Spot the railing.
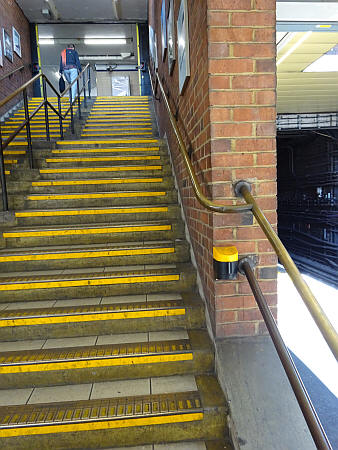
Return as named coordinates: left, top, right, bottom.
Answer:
left=277, top=113, right=338, bottom=130
left=150, top=69, right=337, bottom=450
left=0, top=64, right=91, bottom=211
left=0, top=65, right=25, bottom=84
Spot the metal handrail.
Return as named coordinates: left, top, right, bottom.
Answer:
left=0, top=63, right=91, bottom=211
left=0, top=65, right=25, bottom=83
left=150, top=71, right=252, bottom=213
left=239, top=258, right=332, bottom=450
left=150, top=69, right=338, bottom=362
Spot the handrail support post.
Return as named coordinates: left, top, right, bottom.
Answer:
left=77, top=79, right=82, bottom=120
left=0, top=125, right=9, bottom=211
left=23, top=88, right=33, bottom=169
left=42, top=77, right=50, bottom=142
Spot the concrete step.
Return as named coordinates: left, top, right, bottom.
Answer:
left=0, top=375, right=227, bottom=449
left=38, top=165, right=171, bottom=180
left=24, top=189, right=177, bottom=209
left=37, top=155, right=169, bottom=168
left=0, top=240, right=190, bottom=272
left=14, top=204, right=181, bottom=226
left=0, top=292, right=204, bottom=340
left=0, top=330, right=213, bottom=389
left=55, top=138, right=163, bottom=148
left=30, top=176, right=174, bottom=193
left=0, top=263, right=196, bottom=302
left=1, top=220, right=184, bottom=248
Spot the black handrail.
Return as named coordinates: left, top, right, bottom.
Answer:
left=238, top=258, right=332, bottom=450
left=0, top=64, right=91, bottom=211
left=0, top=65, right=25, bottom=83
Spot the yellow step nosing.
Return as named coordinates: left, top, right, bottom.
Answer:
left=51, top=147, right=160, bottom=154
left=15, top=206, right=168, bottom=217
left=0, top=412, right=202, bottom=437
left=45, top=156, right=160, bottom=162
left=0, top=307, right=185, bottom=327
left=81, top=133, right=153, bottom=137
left=0, top=247, right=175, bottom=262
left=0, top=273, right=179, bottom=291
left=27, top=191, right=167, bottom=201
left=57, top=139, right=158, bottom=145
left=0, top=352, right=192, bottom=373
left=39, top=165, right=162, bottom=173
left=3, top=224, right=171, bottom=238
left=32, top=178, right=163, bottom=186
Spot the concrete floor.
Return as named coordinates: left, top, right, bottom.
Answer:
left=278, top=269, right=338, bottom=449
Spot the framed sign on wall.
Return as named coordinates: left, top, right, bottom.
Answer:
left=0, top=40, right=3, bottom=67
left=12, top=27, right=21, bottom=58
left=161, top=0, right=167, bottom=61
left=177, top=0, right=190, bottom=94
left=2, top=29, right=13, bottom=62
left=167, top=0, right=176, bottom=74
left=149, top=25, right=158, bottom=70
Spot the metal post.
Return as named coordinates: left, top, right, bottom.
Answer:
left=82, top=70, right=87, bottom=109
left=0, top=125, right=9, bottom=211
left=69, top=88, right=75, bottom=135
left=77, top=79, right=82, bottom=119
left=23, top=89, right=34, bottom=169
left=42, top=77, right=50, bottom=142
left=57, top=96, right=64, bottom=140
left=239, top=259, right=332, bottom=450
left=88, top=66, right=91, bottom=99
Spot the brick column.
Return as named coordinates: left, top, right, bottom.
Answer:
left=149, top=0, right=277, bottom=339
left=208, top=0, right=278, bottom=337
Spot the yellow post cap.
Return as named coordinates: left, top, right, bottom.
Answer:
left=213, top=246, right=238, bottom=263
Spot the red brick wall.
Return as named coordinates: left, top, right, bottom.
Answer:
left=0, top=0, right=32, bottom=115
left=149, top=0, right=277, bottom=338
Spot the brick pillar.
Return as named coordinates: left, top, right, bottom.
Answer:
left=207, top=0, right=278, bottom=337
left=148, top=0, right=277, bottom=338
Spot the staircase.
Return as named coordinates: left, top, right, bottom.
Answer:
left=0, top=96, right=232, bottom=449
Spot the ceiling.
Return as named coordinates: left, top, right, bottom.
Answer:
left=16, top=0, right=148, bottom=23
left=277, top=32, right=338, bottom=113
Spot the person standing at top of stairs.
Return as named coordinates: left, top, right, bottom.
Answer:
left=59, top=44, right=82, bottom=102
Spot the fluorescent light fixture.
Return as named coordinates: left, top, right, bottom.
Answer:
left=84, top=38, right=126, bottom=45
left=39, top=38, right=55, bottom=45
left=277, top=31, right=312, bottom=66
left=304, top=44, right=338, bottom=72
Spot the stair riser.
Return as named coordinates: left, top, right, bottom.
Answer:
left=0, top=245, right=190, bottom=272
left=2, top=223, right=185, bottom=249
left=15, top=205, right=181, bottom=226
left=24, top=192, right=177, bottom=209
left=0, top=272, right=196, bottom=303
left=0, top=409, right=226, bottom=450
left=39, top=167, right=172, bottom=180
left=0, top=306, right=204, bottom=341
left=55, top=140, right=164, bottom=149
left=30, top=179, right=174, bottom=193
left=0, top=350, right=213, bottom=389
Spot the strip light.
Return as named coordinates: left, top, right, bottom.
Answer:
left=277, top=31, right=312, bottom=66
left=39, top=38, right=54, bottom=45
left=84, top=38, right=126, bottom=45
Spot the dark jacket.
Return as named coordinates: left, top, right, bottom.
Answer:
left=59, top=48, right=81, bottom=73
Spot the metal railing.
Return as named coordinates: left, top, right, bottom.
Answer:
left=239, top=258, right=332, bottom=450
left=0, top=65, right=25, bottom=84
left=277, top=113, right=338, bottom=130
left=150, top=69, right=337, bottom=450
left=0, top=64, right=91, bottom=211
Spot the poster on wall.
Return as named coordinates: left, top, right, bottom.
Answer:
left=0, top=40, right=3, bottom=67
left=167, top=0, right=176, bottom=74
left=161, top=0, right=167, bottom=61
left=12, top=27, right=21, bottom=58
left=148, top=25, right=158, bottom=70
left=177, top=0, right=190, bottom=94
left=2, top=29, right=13, bottom=62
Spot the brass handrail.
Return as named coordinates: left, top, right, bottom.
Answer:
left=151, top=71, right=252, bottom=213
left=151, top=69, right=338, bottom=362
left=0, top=65, right=25, bottom=84
left=236, top=183, right=338, bottom=361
